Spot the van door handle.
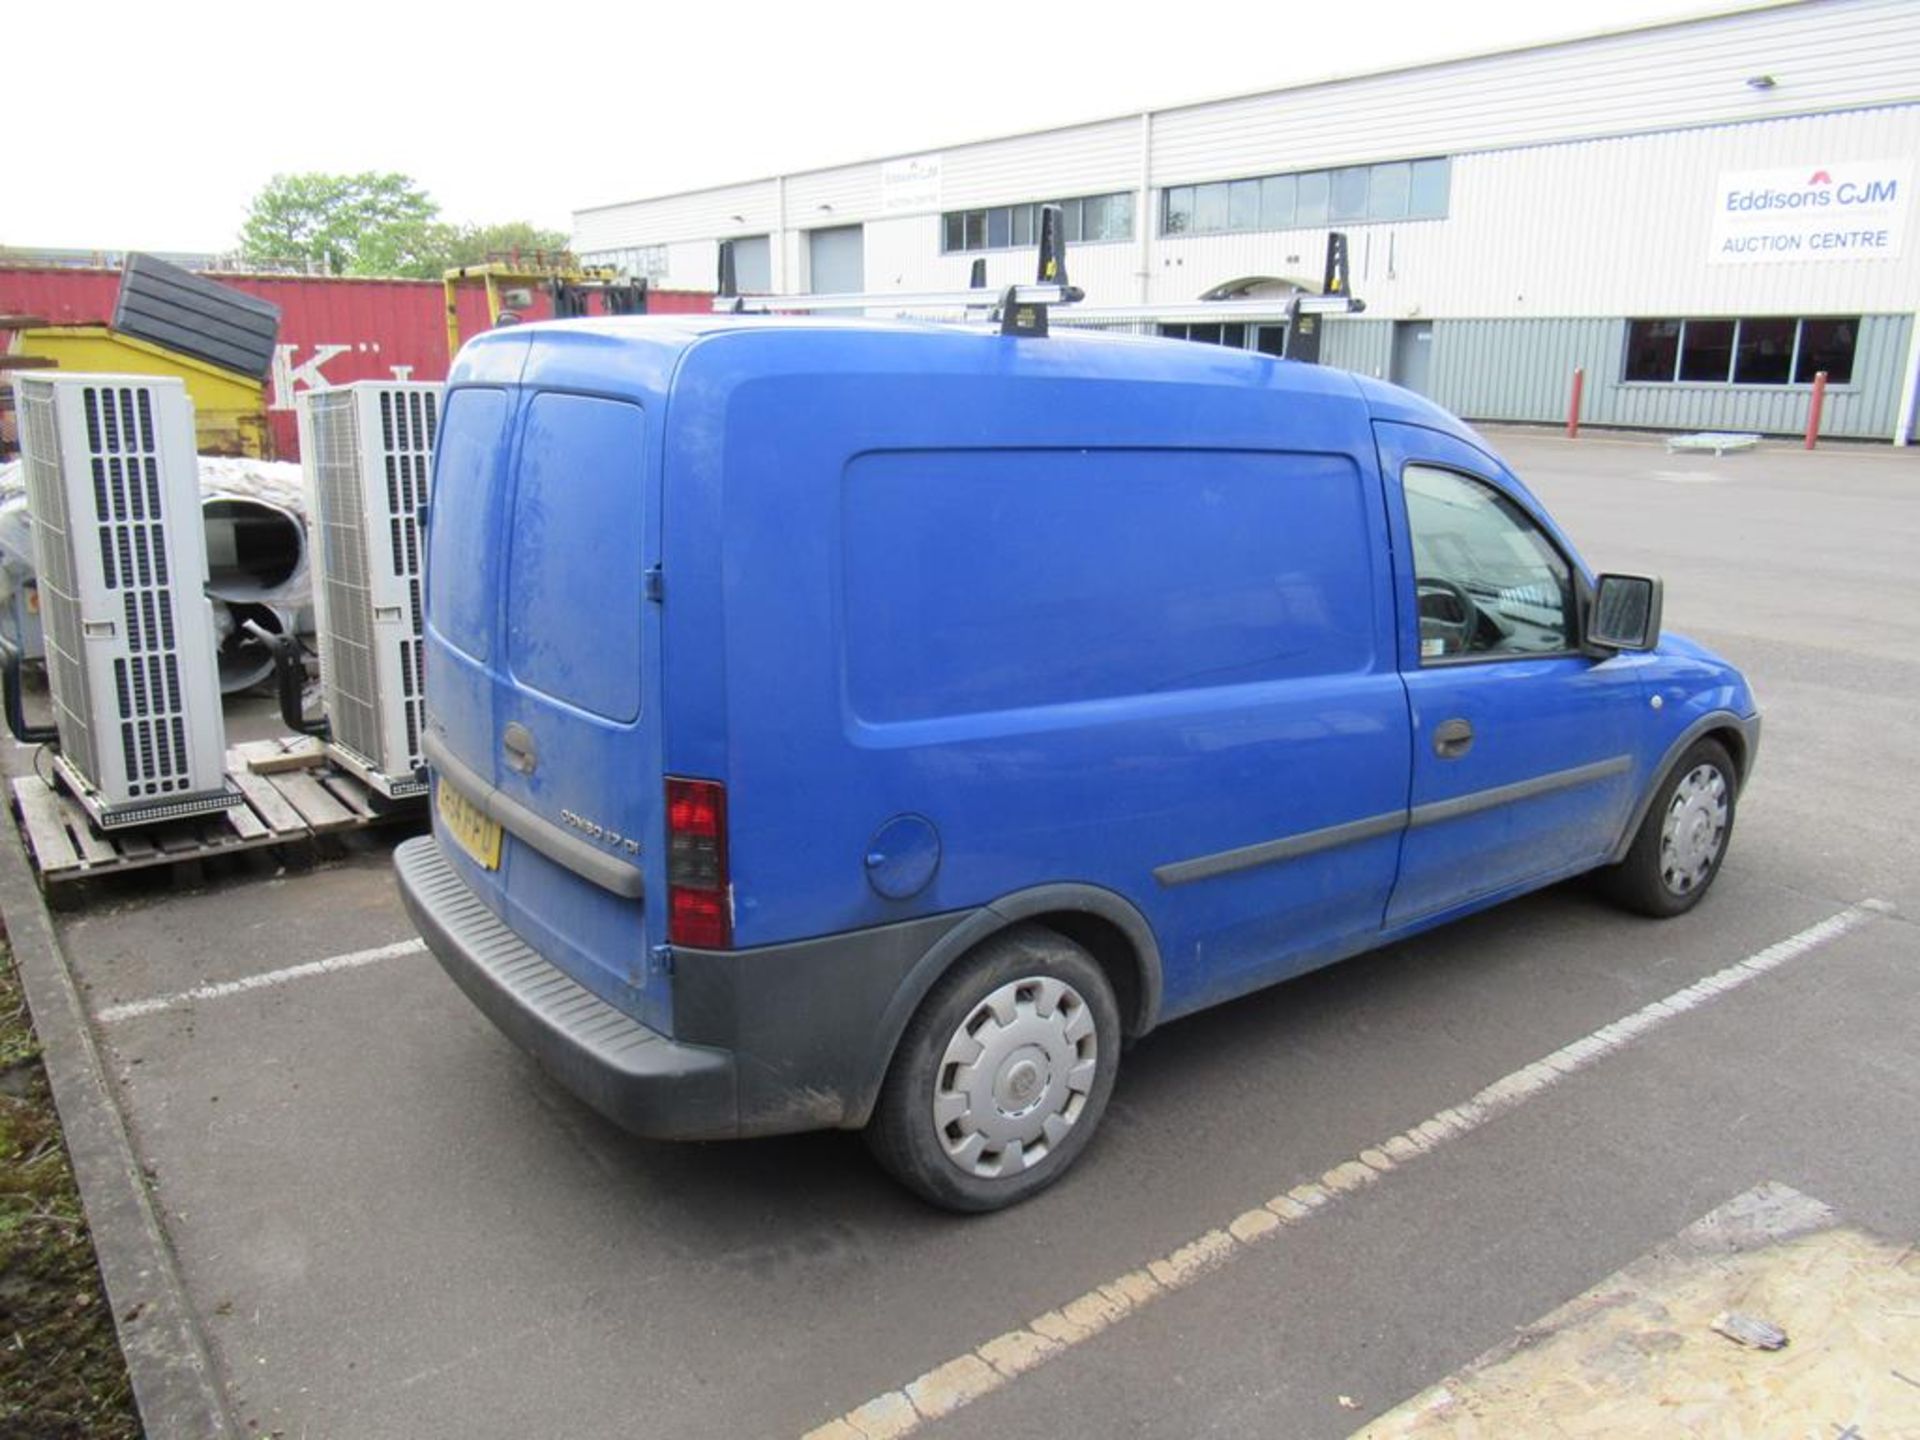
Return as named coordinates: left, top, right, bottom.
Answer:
left=1433, top=718, right=1474, bottom=759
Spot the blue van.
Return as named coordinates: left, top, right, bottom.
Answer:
left=395, top=315, right=1758, bottom=1211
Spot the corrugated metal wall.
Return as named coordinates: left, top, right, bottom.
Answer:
left=1424, top=318, right=1621, bottom=423
left=1134, top=104, right=1920, bottom=317
left=582, top=0, right=1920, bottom=245
left=1321, top=320, right=1393, bottom=380
left=1326, top=313, right=1913, bottom=438
left=1426, top=106, right=1920, bottom=317
left=1146, top=0, right=1920, bottom=182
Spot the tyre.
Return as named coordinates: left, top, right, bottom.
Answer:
left=866, top=924, right=1121, bottom=1213
left=1597, top=738, right=1738, bottom=918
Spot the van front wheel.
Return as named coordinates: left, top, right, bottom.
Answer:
left=866, top=925, right=1120, bottom=1212
left=1597, top=738, right=1737, bottom=918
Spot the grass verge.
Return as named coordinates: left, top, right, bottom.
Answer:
left=1, top=936, right=140, bottom=1439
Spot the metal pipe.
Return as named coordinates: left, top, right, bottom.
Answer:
left=1804, top=370, right=1828, bottom=450
left=1567, top=367, right=1585, bottom=439
left=1895, top=310, right=1920, bottom=446
left=1137, top=111, right=1154, bottom=306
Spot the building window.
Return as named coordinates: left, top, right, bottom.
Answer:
left=1623, top=317, right=1859, bottom=385
left=1162, top=156, right=1448, bottom=236
left=1156, top=321, right=1288, bottom=354
left=1796, top=318, right=1859, bottom=383
left=940, top=192, right=1134, bottom=253
left=1678, top=319, right=1736, bottom=382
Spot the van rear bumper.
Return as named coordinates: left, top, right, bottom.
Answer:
left=395, top=835, right=738, bottom=1141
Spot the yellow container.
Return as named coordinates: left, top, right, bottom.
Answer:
left=12, top=326, right=269, bottom=457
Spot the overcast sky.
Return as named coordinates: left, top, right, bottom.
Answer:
left=8, top=0, right=1745, bottom=254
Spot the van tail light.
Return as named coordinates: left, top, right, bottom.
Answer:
left=666, top=777, right=731, bottom=949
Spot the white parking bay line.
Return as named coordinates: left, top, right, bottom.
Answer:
left=96, top=939, right=428, bottom=1023
left=802, top=900, right=1893, bottom=1440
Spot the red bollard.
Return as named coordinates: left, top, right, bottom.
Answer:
left=1566, top=366, right=1585, bottom=439
left=1804, top=370, right=1828, bottom=450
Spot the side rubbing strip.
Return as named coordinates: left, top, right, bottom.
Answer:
left=1155, top=810, right=1405, bottom=887
left=1154, top=755, right=1636, bottom=889
left=423, top=732, right=645, bottom=899
left=1408, top=754, right=1634, bottom=829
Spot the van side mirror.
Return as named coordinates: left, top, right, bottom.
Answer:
left=1588, top=574, right=1664, bottom=652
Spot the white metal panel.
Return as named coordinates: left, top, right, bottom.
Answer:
left=786, top=161, right=886, bottom=223
left=1122, top=107, right=1920, bottom=319
left=576, top=0, right=1919, bottom=252
left=573, top=177, right=781, bottom=250
left=301, top=381, right=439, bottom=796
left=636, top=106, right=1919, bottom=324
left=13, top=374, right=229, bottom=821
left=1150, top=0, right=1920, bottom=182
left=661, top=239, right=721, bottom=292
left=1427, top=106, right=1920, bottom=316
left=933, top=117, right=1141, bottom=210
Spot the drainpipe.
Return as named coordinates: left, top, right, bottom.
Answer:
left=1137, top=111, right=1154, bottom=305
left=1896, top=309, right=1920, bottom=446
left=773, top=175, right=789, bottom=292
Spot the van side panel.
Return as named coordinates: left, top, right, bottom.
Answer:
left=665, top=331, right=1409, bottom=1023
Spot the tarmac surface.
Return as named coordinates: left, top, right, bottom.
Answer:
left=16, top=427, right=1919, bottom=1439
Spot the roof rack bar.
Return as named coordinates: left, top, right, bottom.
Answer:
left=712, top=283, right=1079, bottom=314
left=1045, top=294, right=1364, bottom=323
left=708, top=290, right=1361, bottom=323
left=707, top=225, right=1361, bottom=352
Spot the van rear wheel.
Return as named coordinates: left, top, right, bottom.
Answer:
left=866, top=925, right=1120, bottom=1213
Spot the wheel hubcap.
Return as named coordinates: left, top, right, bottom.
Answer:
left=935, top=976, right=1098, bottom=1178
left=1660, top=763, right=1729, bottom=895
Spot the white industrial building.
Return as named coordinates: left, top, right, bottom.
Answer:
left=574, top=0, right=1920, bottom=441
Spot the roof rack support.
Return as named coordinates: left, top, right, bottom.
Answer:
left=706, top=224, right=1355, bottom=349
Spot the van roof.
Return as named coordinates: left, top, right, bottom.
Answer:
left=451, top=314, right=1486, bottom=450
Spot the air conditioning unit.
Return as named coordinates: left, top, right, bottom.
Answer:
left=298, top=381, right=438, bottom=799
left=11, top=374, right=237, bottom=827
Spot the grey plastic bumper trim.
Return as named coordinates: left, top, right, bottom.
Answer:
left=423, top=731, right=644, bottom=899
left=396, top=834, right=734, bottom=1139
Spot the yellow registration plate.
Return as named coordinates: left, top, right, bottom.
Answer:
left=437, top=778, right=503, bottom=870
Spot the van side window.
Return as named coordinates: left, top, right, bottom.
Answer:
left=1403, top=465, right=1574, bottom=662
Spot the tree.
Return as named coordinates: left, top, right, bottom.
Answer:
left=237, top=173, right=572, bottom=278
left=439, top=221, right=572, bottom=268
left=239, top=172, right=442, bottom=276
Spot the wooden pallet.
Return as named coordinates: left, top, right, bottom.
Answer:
left=10, top=738, right=421, bottom=891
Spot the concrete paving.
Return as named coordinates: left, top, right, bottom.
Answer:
left=17, top=428, right=1919, bottom=1439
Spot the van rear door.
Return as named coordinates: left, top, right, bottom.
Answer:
left=424, top=377, right=668, bottom=1032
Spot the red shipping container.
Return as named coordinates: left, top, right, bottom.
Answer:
left=0, top=266, right=711, bottom=458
